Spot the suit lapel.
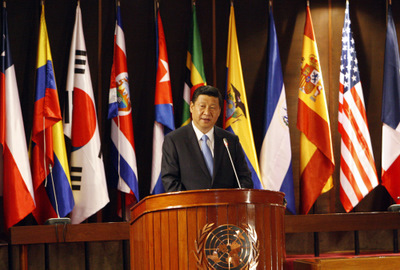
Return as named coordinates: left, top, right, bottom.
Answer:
left=213, top=128, right=225, bottom=185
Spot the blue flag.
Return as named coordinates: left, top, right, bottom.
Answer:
left=260, top=9, right=296, bottom=214
left=381, top=3, right=400, bottom=204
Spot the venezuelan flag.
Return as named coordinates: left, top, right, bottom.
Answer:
left=31, top=4, right=74, bottom=224
left=224, top=3, right=262, bottom=189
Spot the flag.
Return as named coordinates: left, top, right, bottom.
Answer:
left=297, top=4, right=334, bottom=214
left=382, top=3, right=400, bottom=204
left=260, top=9, right=296, bottom=214
left=108, top=2, right=139, bottom=215
left=0, top=4, right=35, bottom=229
left=339, top=1, right=378, bottom=212
left=31, top=4, right=74, bottom=224
left=224, top=3, right=262, bottom=189
left=63, top=4, right=109, bottom=224
left=181, top=2, right=206, bottom=127
left=150, top=10, right=175, bottom=195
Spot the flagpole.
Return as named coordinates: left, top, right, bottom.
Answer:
left=212, top=0, right=216, bottom=85
left=114, top=0, right=126, bottom=223
left=42, top=87, right=61, bottom=220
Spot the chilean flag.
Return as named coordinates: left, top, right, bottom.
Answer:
left=150, top=10, right=175, bottom=195
left=0, top=4, right=35, bottom=229
left=108, top=3, right=139, bottom=215
left=63, top=3, right=109, bottom=224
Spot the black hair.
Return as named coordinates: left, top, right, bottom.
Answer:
left=191, top=85, right=223, bottom=108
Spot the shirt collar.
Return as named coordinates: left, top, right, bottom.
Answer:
left=192, top=122, right=215, bottom=143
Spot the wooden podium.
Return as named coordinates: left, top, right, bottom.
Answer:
left=130, top=189, right=286, bottom=269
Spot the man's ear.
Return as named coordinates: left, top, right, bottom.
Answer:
left=189, top=101, right=194, bottom=113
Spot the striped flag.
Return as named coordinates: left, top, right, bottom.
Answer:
left=181, top=2, right=206, bottom=127
left=339, top=1, right=378, bottom=212
left=0, top=4, right=35, bottom=228
left=260, top=8, right=296, bottom=214
left=150, top=9, right=175, bottom=195
left=382, top=3, right=400, bottom=204
left=297, top=4, right=334, bottom=214
left=224, top=3, right=262, bottom=189
left=63, top=3, right=109, bottom=224
left=31, top=4, right=74, bottom=224
left=108, top=2, right=139, bottom=216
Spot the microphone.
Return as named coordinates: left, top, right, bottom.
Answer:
left=223, top=138, right=242, bottom=188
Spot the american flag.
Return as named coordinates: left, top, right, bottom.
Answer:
left=338, top=0, right=378, bottom=212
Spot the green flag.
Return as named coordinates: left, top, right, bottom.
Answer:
left=181, top=3, right=206, bottom=126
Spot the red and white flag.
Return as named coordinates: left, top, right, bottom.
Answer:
left=0, top=4, right=35, bottom=228
left=108, top=2, right=139, bottom=217
left=339, top=1, right=378, bottom=212
left=63, top=3, right=109, bottom=224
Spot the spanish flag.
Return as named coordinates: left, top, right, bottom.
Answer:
left=224, top=3, right=262, bottom=189
left=297, top=4, right=334, bottom=214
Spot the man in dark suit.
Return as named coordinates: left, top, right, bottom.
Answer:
left=161, top=85, right=253, bottom=192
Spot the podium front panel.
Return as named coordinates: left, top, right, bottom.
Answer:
left=130, top=189, right=285, bottom=269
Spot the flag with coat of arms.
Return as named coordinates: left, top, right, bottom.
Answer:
left=108, top=1, right=139, bottom=217
left=297, top=3, right=335, bottom=214
left=224, top=2, right=262, bottom=189
left=31, top=3, right=74, bottom=224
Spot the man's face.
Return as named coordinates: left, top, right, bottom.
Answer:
left=190, top=94, right=221, bottom=134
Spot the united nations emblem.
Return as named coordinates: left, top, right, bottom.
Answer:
left=194, top=224, right=259, bottom=270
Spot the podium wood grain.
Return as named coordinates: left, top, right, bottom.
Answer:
left=130, top=189, right=286, bottom=269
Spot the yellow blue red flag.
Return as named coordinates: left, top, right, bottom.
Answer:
left=31, top=4, right=74, bottom=224
left=223, top=3, right=262, bottom=189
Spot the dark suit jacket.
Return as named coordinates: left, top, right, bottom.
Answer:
left=161, top=123, right=253, bottom=192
